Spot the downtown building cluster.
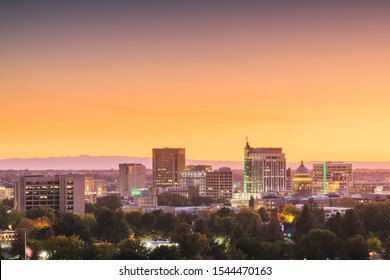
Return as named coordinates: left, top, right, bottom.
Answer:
left=117, top=142, right=357, bottom=209
left=11, top=141, right=387, bottom=215
left=119, top=148, right=233, bottom=207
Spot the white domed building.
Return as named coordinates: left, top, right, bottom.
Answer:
left=292, top=161, right=313, bottom=196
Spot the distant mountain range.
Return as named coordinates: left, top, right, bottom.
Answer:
left=0, top=155, right=390, bottom=170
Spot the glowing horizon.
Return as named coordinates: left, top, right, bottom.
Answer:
left=1, top=1, right=390, bottom=162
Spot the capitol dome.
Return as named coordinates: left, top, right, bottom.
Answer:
left=292, top=161, right=313, bottom=195
left=295, top=161, right=309, bottom=176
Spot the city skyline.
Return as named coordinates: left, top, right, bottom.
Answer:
left=2, top=1, right=390, bottom=162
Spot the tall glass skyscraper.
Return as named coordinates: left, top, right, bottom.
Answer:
left=244, top=141, right=286, bottom=197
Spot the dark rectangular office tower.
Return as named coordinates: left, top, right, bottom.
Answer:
left=14, top=174, right=85, bottom=215
left=153, top=148, right=185, bottom=189
left=205, top=167, right=233, bottom=199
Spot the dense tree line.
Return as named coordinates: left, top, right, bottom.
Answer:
left=1, top=196, right=390, bottom=260
left=157, top=192, right=231, bottom=207
left=293, top=199, right=390, bottom=259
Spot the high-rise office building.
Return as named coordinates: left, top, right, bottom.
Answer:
left=153, top=148, right=185, bottom=189
left=119, top=163, right=147, bottom=196
left=182, top=165, right=211, bottom=196
left=244, top=141, right=286, bottom=196
left=14, top=174, right=85, bottom=215
left=313, top=162, right=353, bottom=196
left=205, top=167, right=233, bottom=199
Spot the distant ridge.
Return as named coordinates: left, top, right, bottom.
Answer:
left=0, top=155, right=390, bottom=170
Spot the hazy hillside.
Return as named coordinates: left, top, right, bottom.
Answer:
left=1, top=155, right=390, bottom=170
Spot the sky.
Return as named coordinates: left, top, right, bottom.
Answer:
left=1, top=0, right=390, bottom=162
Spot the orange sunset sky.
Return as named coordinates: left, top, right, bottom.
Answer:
left=1, top=1, right=390, bottom=162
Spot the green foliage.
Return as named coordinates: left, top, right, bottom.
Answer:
left=0, top=203, right=8, bottom=218
left=208, top=238, right=231, bottom=260
left=193, top=219, right=208, bottom=235
left=236, top=208, right=261, bottom=230
left=44, top=235, right=85, bottom=260
left=173, top=222, right=192, bottom=242
left=0, top=215, right=7, bottom=230
left=96, top=195, right=122, bottom=211
left=283, top=204, right=301, bottom=216
left=214, top=216, right=236, bottom=236
left=10, top=230, right=28, bottom=259
left=265, top=218, right=283, bottom=243
left=25, top=207, right=55, bottom=222
left=325, top=212, right=343, bottom=238
left=295, top=206, right=315, bottom=237
left=154, top=212, right=177, bottom=235
left=114, top=249, right=146, bottom=260
left=92, top=242, right=116, bottom=260
left=158, top=192, right=189, bottom=207
left=367, top=236, right=382, bottom=253
left=345, top=235, right=368, bottom=260
left=85, top=203, right=98, bottom=215
left=258, top=241, right=284, bottom=259
left=138, top=212, right=157, bottom=232
left=357, top=202, right=390, bottom=232
left=82, top=213, right=97, bottom=232
left=114, top=238, right=149, bottom=259
left=53, top=212, right=93, bottom=243
left=53, top=213, right=82, bottom=235
left=307, top=199, right=325, bottom=226
left=216, top=207, right=234, bottom=218
left=300, top=229, right=345, bottom=259
left=16, top=218, right=35, bottom=231
left=96, top=209, right=130, bottom=243
left=180, top=232, right=210, bottom=259
left=177, top=211, right=196, bottom=224
left=26, top=239, right=44, bottom=260
left=157, top=193, right=229, bottom=207
left=31, top=226, right=54, bottom=240
left=10, top=218, right=48, bottom=259
left=235, top=238, right=283, bottom=259
left=257, top=207, right=270, bottom=222
left=172, top=222, right=210, bottom=258
left=231, top=223, right=245, bottom=242
left=249, top=196, right=255, bottom=208
left=383, top=235, right=390, bottom=260
left=6, top=193, right=390, bottom=260
left=1, top=198, right=13, bottom=210
left=125, top=211, right=142, bottom=228
left=342, top=209, right=364, bottom=239
left=294, top=201, right=326, bottom=240
left=6, top=210, right=24, bottom=229
left=149, top=245, right=180, bottom=260
left=190, top=196, right=214, bottom=206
